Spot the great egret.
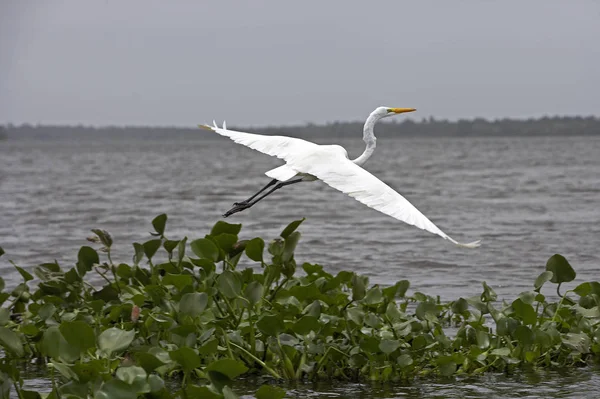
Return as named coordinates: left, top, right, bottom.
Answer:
left=200, top=106, right=481, bottom=248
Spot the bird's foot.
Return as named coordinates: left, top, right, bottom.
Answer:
left=223, top=202, right=252, bottom=218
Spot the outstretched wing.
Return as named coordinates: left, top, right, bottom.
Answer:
left=200, top=121, right=319, bottom=165
left=287, top=146, right=481, bottom=248
left=201, top=122, right=480, bottom=248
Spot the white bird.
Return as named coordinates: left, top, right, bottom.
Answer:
left=200, top=106, right=481, bottom=248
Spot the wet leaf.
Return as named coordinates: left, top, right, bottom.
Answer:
left=245, top=237, right=265, bottom=262
left=190, top=238, right=219, bottom=261
left=534, top=271, right=553, bottom=291
left=256, top=384, right=286, bottom=399
left=379, top=339, right=400, bottom=354
left=179, top=292, right=208, bottom=317
left=244, top=281, right=264, bottom=306
left=218, top=270, right=241, bottom=298
left=151, top=214, right=167, bottom=236
left=98, top=327, right=135, bottom=356
left=546, top=254, right=576, bottom=284
left=206, top=358, right=249, bottom=379
left=60, top=320, right=96, bottom=352
left=280, top=218, right=305, bottom=239
left=257, top=314, right=284, bottom=336
left=143, top=239, right=162, bottom=260
left=134, top=352, right=166, bottom=373
left=0, top=326, right=24, bottom=357
left=169, top=347, right=201, bottom=373
left=211, top=220, right=242, bottom=236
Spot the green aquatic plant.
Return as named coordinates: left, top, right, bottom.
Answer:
left=0, top=216, right=599, bottom=398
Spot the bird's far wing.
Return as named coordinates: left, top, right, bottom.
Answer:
left=294, top=152, right=481, bottom=248
left=199, top=121, right=319, bottom=164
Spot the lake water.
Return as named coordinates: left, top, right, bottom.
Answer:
left=1, top=133, right=600, bottom=397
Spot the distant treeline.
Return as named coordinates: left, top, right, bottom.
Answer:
left=2, top=116, right=599, bottom=139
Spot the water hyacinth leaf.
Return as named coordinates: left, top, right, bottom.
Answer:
left=257, top=314, right=284, bottom=336
left=352, top=274, right=367, bottom=301
left=218, top=270, right=241, bottom=298
left=185, top=385, right=222, bottom=399
left=244, top=281, right=264, bottom=306
left=491, top=347, right=511, bottom=356
left=397, top=354, right=413, bottom=368
left=563, top=333, right=591, bottom=353
left=177, top=237, right=187, bottom=264
left=0, top=326, right=24, bottom=357
left=179, top=292, right=208, bottom=317
left=211, top=220, right=242, bottom=236
left=147, top=374, right=165, bottom=393
left=211, top=233, right=238, bottom=255
left=280, top=218, right=305, bottom=239
left=292, top=315, right=320, bottom=335
left=245, top=237, right=265, bottom=262
left=546, top=254, right=576, bottom=284
left=132, top=243, right=145, bottom=265
left=512, top=298, right=537, bottom=325
left=163, top=239, right=179, bottom=254
left=256, top=385, right=286, bottom=399
left=476, top=330, right=490, bottom=349
left=282, top=231, right=301, bottom=263
left=41, top=326, right=79, bottom=363
left=98, top=327, right=135, bottom=356
left=76, top=246, right=99, bottom=277
left=143, top=239, right=162, bottom=260
left=91, top=228, right=113, bottom=248
left=534, top=271, right=554, bottom=291
left=162, top=273, right=193, bottom=291
left=379, top=339, right=401, bottom=354
left=60, top=321, right=96, bottom=352
left=206, top=358, right=249, bottom=379
left=0, top=276, right=4, bottom=292
left=451, top=298, right=469, bottom=314
left=0, top=246, right=4, bottom=257
left=190, top=238, right=219, bottom=261
left=14, top=265, right=34, bottom=282
left=95, top=379, right=140, bottom=399
left=481, top=281, right=497, bottom=302
left=0, top=308, right=9, bottom=326
left=134, top=352, right=166, bottom=373
left=514, top=325, right=535, bottom=345
left=151, top=214, right=167, bottom=236
left=169, top=347, right=201, bottom=373
left=116, top=365, right=147, bottom=386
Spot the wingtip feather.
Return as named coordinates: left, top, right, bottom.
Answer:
left=198, top=123, right=213, bottom=131
left=455, top=239, right=482, bottom=249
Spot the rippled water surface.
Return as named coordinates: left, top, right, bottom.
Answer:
left=1, top=134, right=600, bottom=397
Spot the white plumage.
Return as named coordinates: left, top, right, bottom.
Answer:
left=200, top=106, right=481, bottom=248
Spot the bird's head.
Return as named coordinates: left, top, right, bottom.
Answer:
left=373, top=106, right=416, bottom=119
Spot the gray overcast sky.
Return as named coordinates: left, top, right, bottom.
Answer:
left=1, top=0, right=599, bottom=126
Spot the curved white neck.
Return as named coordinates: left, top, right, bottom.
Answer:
left=352, top=110, right=382, bottom=166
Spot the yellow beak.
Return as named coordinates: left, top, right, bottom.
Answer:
left=387, top=108, right=416, bottom=114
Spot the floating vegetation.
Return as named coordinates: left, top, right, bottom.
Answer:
left=0, top=215, right=599, bottom=398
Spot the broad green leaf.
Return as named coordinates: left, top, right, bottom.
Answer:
left=292, top=315, right=320, bottom=335
left=190, top=238, right=219, bottom=261
left=244, top=281, right=264, bottom=306
left=397, top=354, right=413, bottom=367
left=76, top=246, right=99, bottom=277
left=134, top=352, right=166, bottom=373
left=143, top=239, right=162, bottom=260
left=379, top=339, right=400, bottom=354
left=169, top=347, right=201, bottom=373
left=211, top=220, right=242, bottom=236
left=206, top=359, right=248, bottom=379
left=162, top=273, right=193, bottom=291
left=116, top=365, right=147, bottom=386
left=256, top=385, right=286, bottom=399
left=512, top=298, right=537, bottom=326
left=218, top=270, right=241, bottom=298
left=0, top=246, right=4, bottom=257
left=491, top=347, right=511, bottom=356
left=257, top=314, right=284, bottom=336
left=514, top=325, right=534, bottom=345
left=95, top=379, right=139, bottom=399
left=534, top=271, right=553, bottom=291
left=451, top=298, right=469, bottom=314
left=280, top=218, right=305, bottom=239
left=179, top=292, right=208, bottom=317
left=282, top=231, right=301, bottom=262
left=0, top=326, right=24, bottom=357
left=14, top=265, right=33, bottom=282
left=351, top=274, right=367, bottom=301
left=245, top=238, right=265, bottom=262
left=41, top=326, right=79, bottom=363
left=132, top=243, right=145, bottom=265
left=98, top=327, right=135, bottom=356
left=151, top=214, right=167, bottom=236
left=546, top=254, right=576, bottom=284
left=60, top=320, right=96, bottom=352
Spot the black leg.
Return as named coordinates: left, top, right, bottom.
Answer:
left=233, top=179, right=277, bottom=206
left=223, top=178, right=303, bottom=217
